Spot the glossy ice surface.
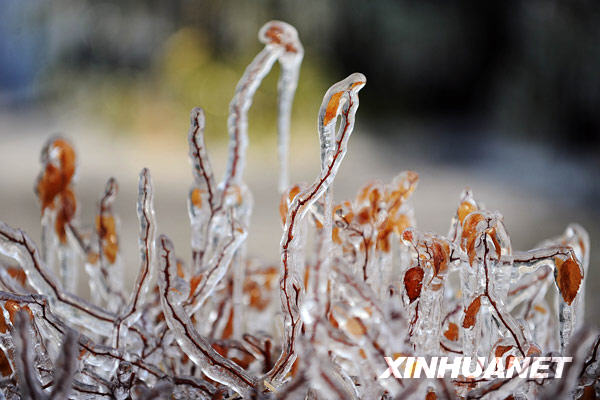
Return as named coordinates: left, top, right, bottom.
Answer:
left=0, top=21, right=598, bottom=400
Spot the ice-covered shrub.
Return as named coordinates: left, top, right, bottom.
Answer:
left=0, top=21, right=597, bottom=399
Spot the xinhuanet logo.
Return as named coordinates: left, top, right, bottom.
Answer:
left=378, top=356, right=572, bottom=380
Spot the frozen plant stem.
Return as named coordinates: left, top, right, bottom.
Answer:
left=0, top=20, right=596, bottom=400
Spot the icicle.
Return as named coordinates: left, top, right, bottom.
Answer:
left=0, top=20, right=596, bottom=399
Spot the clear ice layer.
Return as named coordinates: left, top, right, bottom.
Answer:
left=0, top=20, right=597, bottom=400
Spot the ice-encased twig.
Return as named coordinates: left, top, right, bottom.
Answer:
left=36, top=137, right=79, bottom=294
left=3, top=290, right=214, bottom=396
left=49, top=327, right=78, bottom=399
left=512, top=244, right=584, bottom=352
left=457, top=211, right=530, bottom=357
left=0, top=222, right=116, bottom=337
left=267, top=73, right=366, bottom=386
left=448, top=189, right=479, bottom=243
left=85, top=178, right=125, bottom=310
left=116, top=169, right=157, bottom=350
left=156, top=235, right=257, bottom=397
left=536, top=223, right=589, bottom=337
left=301, top=72, right=346, bottom=335
left=402, top=230, right=453, bottom=354
left=539, top=328, right=598, bottom=399
left=0, top=19, right=596, bottom=399
left=188, top=107, right=217, bottom=273
left=5, top=292, right=167, bottom=390
left=221, top=20, right=303, bottom=196
left=12, top=311, right=47, bottom=400
left=218, top=20, right=302, bottom=341
left=186, top=213, right=247, bottom=315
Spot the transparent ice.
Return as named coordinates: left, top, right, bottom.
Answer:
left=0, top=20, right=597, bottom=399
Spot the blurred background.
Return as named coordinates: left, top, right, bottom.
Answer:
left=0, top=1, right=598, bottom=322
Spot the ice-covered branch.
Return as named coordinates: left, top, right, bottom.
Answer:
left=0, top=19, right=595, bottom=400
left=267, top=73, right=366, bottom=385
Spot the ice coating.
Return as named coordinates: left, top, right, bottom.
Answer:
left=115, top=169, right=156, bottom=350
left=189, top=20, right=303, bottom=341
left=222, top=20, right=303, bottom=196
left=0, top=21, right=597, bottom=399
left=36, top=137, right=79, bottom=293
left=85, top=177, right=124, bottom=312
left=157, top=235, right=257, bottom=397
left=260, top=21, right=304, bottom=193
left=267, top=73, right=366, bottom=386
